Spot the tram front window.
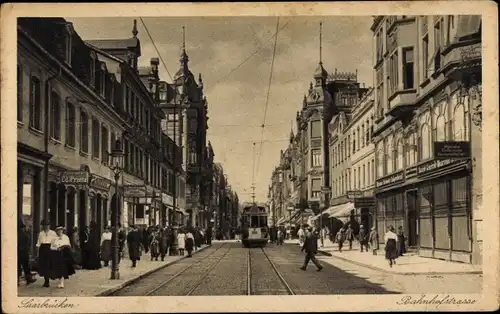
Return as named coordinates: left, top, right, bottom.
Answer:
left=251, top=216, right=259, bottom=228
left=259, top=216, right=267, bottom=227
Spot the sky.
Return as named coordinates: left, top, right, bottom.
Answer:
left=66, top=16, right=374, bottom=203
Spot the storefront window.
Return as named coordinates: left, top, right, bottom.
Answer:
left=419, top=184, right=432, bottom=215
left=451, top=177, right=468, bottom=212
left=433, top=181, right=449, bottom=215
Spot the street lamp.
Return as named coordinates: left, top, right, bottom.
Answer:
left=319, top=187, right=330, bottom=248
left=109, top=138, right=125, bottom=280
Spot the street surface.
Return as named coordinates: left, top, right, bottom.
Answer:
left=111, top=241, right=482, bottom=296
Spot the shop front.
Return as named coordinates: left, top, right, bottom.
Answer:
left=375, top=158, right=472, bottom=263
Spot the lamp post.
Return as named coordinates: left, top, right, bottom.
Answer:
left=319, top=187, right=330, bottom=248
left=109, top=139, right=125, bottom=280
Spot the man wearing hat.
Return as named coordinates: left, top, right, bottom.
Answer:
left=18, top=220, right=36, bottom=285
left=358, top=224, right=369, bottom=253
left=36, top=219, right=57, bottom=287
left=300, top=226, right=323, bottom=272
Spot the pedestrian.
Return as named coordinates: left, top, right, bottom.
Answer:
left=84, top=221, right=101, bottom=270
left=286, top=228, right=291, bottom=241
left=185, top=229, right=195, bottom=257
left=80, top=225, right=90, bottom=269
left=384, top=225, right=399, bottom=267
left=336, top=228, right=345, bottom=252
left=36, top=219, right=57, bottom=287
left=359, top=225, right=369, bottom=253
left=100, top=226, right=112, bottom=267
left=300, top=227, right=323, bottom=272
left=150, top=229, right=161, bottom=261
left=206, top=226, right=213, bottom=245
left=369, top=227, right=380, bottom=255
left=177, top=228, right=186, bottom=256
left=70, top=227, right=82, bottom=268
left=345, top=225, right=354, bottom=250
left=142, top=227, right=150, bottom=254
left=118, top=224, right=126, bottom=260
left=198, top=228, right=204, bottom=248
left=127, top=225, right=141, bottom=267
left=297, top=226, right=305, bottom=245
left=159, top=227, right=168, bottom=261
left=397, top=226, right=406, bottom=256
left=18, top=220, right=36, bottom=286
left=49, top=226, right=75, bottom=289
left=277, top=229, right=283, bottom=245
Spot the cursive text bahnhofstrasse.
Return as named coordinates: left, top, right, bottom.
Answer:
left=397, top=295, right=477, bottom=307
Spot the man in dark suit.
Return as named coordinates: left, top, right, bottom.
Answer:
left=18, top=220, right=36, bottom=285
left=300, top=227, right=323, bottom=272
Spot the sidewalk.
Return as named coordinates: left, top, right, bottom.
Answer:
left=18, top=245, right=210, bottom=297
left=285, top=239, right=482, bottom=275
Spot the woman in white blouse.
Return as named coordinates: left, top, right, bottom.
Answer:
left=384, top=225, right=399, bottom=268
left=50, top=226, right=75, bottom=288
left=36, top=219, right=57, bottom=287
left=100, top=226, right=112, bottom=267
left=177, top=228, right=186, bottom=256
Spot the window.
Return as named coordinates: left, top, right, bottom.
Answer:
left=311, top=178, right=321, bottom=198
left=453, top=102, right=468, bottom=140
left=405, top=132, right=417, bottom=166
left=367, top=161, right=371, bottom=184
left=376, top=67, right=384, bottom=117
left=124, top=85, right=129, bottom=112
left=365, top=121, right=370, bottom=145
left=101, top=126, right=109, bottom=164
left=376, top=30, right=383, bottom=61
left=109, top=77, right=115, bottom=106
left=377, top=148, right=384, bottom=178
left=396, top=140, right=404, bottom=170
left=422, top=35, right=429, bottom=80
left=340, top=142, right=344, bottom=161
left=434, top=115, right=446, bottom=141
left=100, top=70, right=106, bottom=97
left=420, top=124, right=431, bottom=160
left=136, top=205, right=145, bottom=219
left=362, top=164, right=366, bottom=188
left=311, top=149, right=321, bottom=167
left=89, top=55, right=96, bottom=87
left=310, top=120, right=321, bottom=138
left=80, top=110, right=89, bottom=153
left=352, top=131, right=356, bottom=154
left=361, top=125, right=365, bottom=148
left=17, top=65, right=23, bottom=121
left=65, top=102, right=76, bottom=147
left=357, top=166, right=361, bottom=188
left=447, top=15, right=455, bottom=45
left=50, top=91, right=61, bottom=140
left=92, top=119, right=100, bottom=158
left=64, top=29, right=72, bottom=64
left=434, top=20, right=443, bottom=71
left=403, top=48, right=414, bottom=89
left=389, top=51, right=399, bottom=96
left=29, top=76, right=42, bottom=130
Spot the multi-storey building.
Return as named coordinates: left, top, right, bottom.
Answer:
left=321, top=88, right=375, bottom=231
left=17, top=18, right=182, bottom=256
left=371, top=15, right=482, bottom=264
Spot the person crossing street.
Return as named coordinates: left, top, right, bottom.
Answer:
left=300, top=227, right=323, bottom=272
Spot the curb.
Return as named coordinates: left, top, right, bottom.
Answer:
left=96, top=245, right=212, bottom=296
left=318, top=249, right=483, bottom=276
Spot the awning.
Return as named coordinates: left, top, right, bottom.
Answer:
left=276, top=216, right=286, bottom=225
left=327, top=202, right=355, bottom=223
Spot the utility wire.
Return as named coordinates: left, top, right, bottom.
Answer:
left=255, top=17, right=280, bottom=177
left=210, top=20, right=290, bottom=87
left=139, top=17, right=174, bottom=81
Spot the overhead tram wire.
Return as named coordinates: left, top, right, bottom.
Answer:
left=139, top=17, right=174, bottom=81
left=255, top=17, right=280, bottom=177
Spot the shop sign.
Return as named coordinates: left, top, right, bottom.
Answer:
left=354, top=197, right=376, bottom=208
left=89, top=175, right=111, bottom=191
left=417, top=158, right=459, bottom=176
left=60, top=171, right=89, bottom=185
left=434, top=141, right=471, bottom=159
left=375, top=171, right=404, bottom=188
left=124, top=185, right=146, bottom=198
left=347, top=190, right=363, bottom=199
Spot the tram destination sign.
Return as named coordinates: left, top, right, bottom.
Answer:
left=434, top=141, right=470, bottom=159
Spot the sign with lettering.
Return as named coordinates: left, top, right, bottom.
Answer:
left=354, top=197, right=376, bottom=208
left=375, top=171, right=404, bottom=188
left=123, top=185, right=146, bottom=198
left=60, top=171, right=89, bottom=185
left=434, top=141, right=471, bottom=159
left=417, top=158, right=461, bottom=176
left=89, top=175, right=112, bottom=191
left=347, top=190, right=363, bottom=199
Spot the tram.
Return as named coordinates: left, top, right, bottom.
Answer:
left=241, top=203, right=269, bottom=248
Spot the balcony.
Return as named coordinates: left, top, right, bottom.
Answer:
left=386, top=89, right=418, bottom=123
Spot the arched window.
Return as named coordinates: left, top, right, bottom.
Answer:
left=80, top=110, right=89, bottom=153
left=420, top=124, right=431, bottom=160
left=396, top=139, right=404, bottom=170
left=377, top=148, right=385, bottom=178
left=453, top=103, right=466, bottom=140
left=435, top=115, right=446, bottom=141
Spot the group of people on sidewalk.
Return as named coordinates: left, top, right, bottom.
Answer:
left=333, top=223, right=407, bottom=267
left=18, top=219, right=212, bottom=288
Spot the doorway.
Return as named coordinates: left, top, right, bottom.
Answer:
left=406, top=189, right=418, bottom=247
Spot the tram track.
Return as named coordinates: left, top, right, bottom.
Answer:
left=247, top=246, right=295, bottom=295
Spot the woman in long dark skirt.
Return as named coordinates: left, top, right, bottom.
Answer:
left=36, top=219, right=57, bottom=287
left=49, top=227, right=75, bottom=289
left=185, top=229, right=195, bottom=257
left=150, top=230, right=160, bottom=261
left=397, top=226, right=406, bottom=256
left=127, top=225, right=142, bottom=267
left=384, top=226, right=399, bottom=267
left=159, top=228, right=168, bottom=261
left=85, top=221, right=101, bottom=269
left=100, top=226, right=112, bottom=267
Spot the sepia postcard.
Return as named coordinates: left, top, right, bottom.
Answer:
left=1, top=1, right=499, bottom=313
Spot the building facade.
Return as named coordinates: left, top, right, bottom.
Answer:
left=371, top=15, right=482, bottom=264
